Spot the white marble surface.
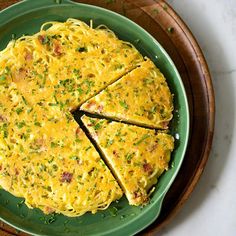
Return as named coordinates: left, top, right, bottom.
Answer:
left=158, top=0, right=236, bottom=235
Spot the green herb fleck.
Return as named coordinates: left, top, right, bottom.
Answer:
left=119, top=100, right=129, bottom=109
left=77, top=87, right=84, bottom=95
left=83, top=79, right=95, bottom=94
left=114, top=64, right=124, bottom=70
left=152, top=8, right=159, bottom=14
left=0, top=75, right=6, bottom=83
left=2, top=123, right=8, bottom=138
left=109, top=207, right=118, bottom=216
left=70, top=155, right=79, bottom=160
left=94, top=121, right=104, bottom=130
left=16, top=107, right=23, bottom=114
left=17, top=199, right=25, bottom=208
left=40, top=213, right=57, bottom=224
left=76, top=46, right=87, bottom=52
left=100, top=160, right=106, bottom=167
left=16, top=121, right=26, bottom=129
left=134, top=134, right=150, bottom=146
left=39, top=164, right=46, bottom=172
left=150, top=106, right=157, bottom=114
left=34, top=121, right=42, bottom=127
left=105, top=138, right=114, bottom=148
left=85, top=146, right=92, bottom=151
left=52, top=164, right=58, bottom=171
left=22, top=96, right=28, bottom=105
left=167, top=27, right=174, bottom=33
left=51, top=142, right=59, bottom=148
left=125, top=152, right=134, bottom=161
left=163, top=4, right=168, bottom=11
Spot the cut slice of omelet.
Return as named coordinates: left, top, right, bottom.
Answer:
left=81, top=58, right=173, bottom=129
left=0, top=81, right=123, bottom=217
left=81, top=115, right=174, bottom=206
left=0, top=19, right=143, bottom=111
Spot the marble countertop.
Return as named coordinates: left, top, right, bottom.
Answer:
left=160, top=0, right=236, bottom=235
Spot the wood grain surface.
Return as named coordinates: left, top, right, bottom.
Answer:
left=0, top=0, right=215, bottom=235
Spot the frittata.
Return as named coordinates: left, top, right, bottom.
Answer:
left=0, top=18, right=175, bottom=216
left=81, top=116, right=174, bottom=205
left=81, top=59, right=173, bottom=129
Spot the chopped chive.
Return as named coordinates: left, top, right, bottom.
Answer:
left=109, top=207, right=118, bottom=216
left=134, top=134, right=150, bottom=146
left=167, top=27, right=174, bottom=33
left=152, top=8, right=159, bottom=14
left=16, top=121, right=26, bottom=129
left=76, top=46, right=87, bottom=52
left=119, top=100, right=128, bottom=109
left=163, top=4, right=168, bottom=11
left=34, top=121, right=42, bottom=127
left=94, top=121, right=104, bottom=130
left=17, top=199, right=25, bottom=208
left=85, top=146, right=92, bottom=151
left=16, top=107, right=23, bottom=114
left=51, top=142, right=59, bottom=148
left=125, top=152, right=134, bottom=161
left=22, top=96, right=28, bottom=105
left=0, top=75, right=6, bottom=83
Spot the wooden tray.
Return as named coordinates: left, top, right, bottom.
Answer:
left=0, top=0, right=215, bottom=235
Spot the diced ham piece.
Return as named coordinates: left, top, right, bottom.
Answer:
left=53, top=42, right=63, bottom=56
left=38, top=35, right=46, bottom=44
left=61, top=172, right=73, bottom=183
left=25, top=51, right=33, bottom=61
left=143, top=163, right=153, bottom=174
left=97, top=105, right=103, bottom=112
left=75, top=127, right=81, bottom=137
left=0, top=115, right=7, bottom=122
left=45, top=206, right=55, bottom=214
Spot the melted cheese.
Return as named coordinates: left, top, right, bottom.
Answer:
left=82, top=116, right=174, bottom=206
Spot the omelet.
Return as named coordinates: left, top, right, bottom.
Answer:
left=0, top=19, right=143, bottom=111
left=81, top=59, right=173, bottom=129
left=81, top=116, right=174, bottom=206
left=0, top=18, right=175, bottom=216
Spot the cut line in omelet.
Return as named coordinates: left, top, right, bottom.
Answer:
left=82, top=115, right=174, bottom=206
left=81, top=59, right=173, bottom=129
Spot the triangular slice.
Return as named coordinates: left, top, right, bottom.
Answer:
left=81, top=59, right=173, bottom=129
left=82, top=115, right=174, bottom=206
left=0, top=82, right=122, bottom=217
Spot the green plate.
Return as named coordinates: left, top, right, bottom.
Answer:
left=0, top=0, right=189, bottom=235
